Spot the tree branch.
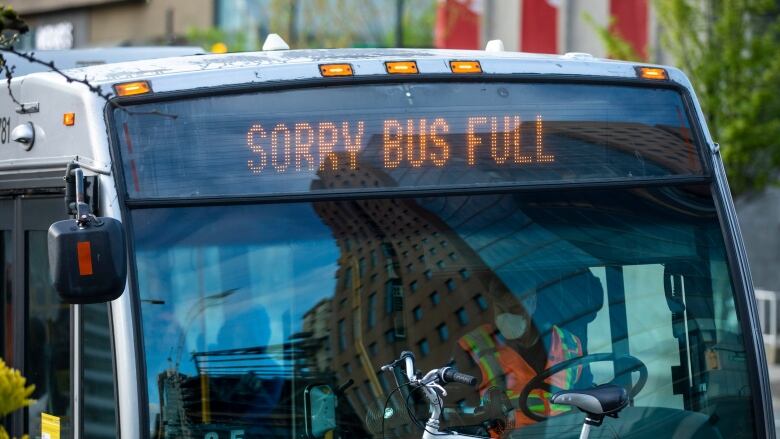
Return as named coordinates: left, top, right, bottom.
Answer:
left=0, top=45, right=177, bottom=119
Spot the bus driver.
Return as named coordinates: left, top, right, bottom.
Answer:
left=458, top=274, right=603, bottom=428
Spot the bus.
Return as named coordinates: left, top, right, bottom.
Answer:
left=0, top=38, right=772, bottom=439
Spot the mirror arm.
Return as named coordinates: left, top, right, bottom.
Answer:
left=68, top=166, right=101, bottom=228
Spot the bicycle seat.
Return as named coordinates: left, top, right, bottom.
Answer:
left=551, top=384, right=628, bottom=416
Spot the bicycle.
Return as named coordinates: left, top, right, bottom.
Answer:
left=381, top=351, right=630, bottom=439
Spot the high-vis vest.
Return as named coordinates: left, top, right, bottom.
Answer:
left=458, top=324, right=583, bottom=428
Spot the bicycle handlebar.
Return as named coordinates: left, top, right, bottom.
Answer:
left=440, top=367, right=477, bottom=386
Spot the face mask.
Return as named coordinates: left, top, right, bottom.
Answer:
left=495, top=313, right=528, bottom=340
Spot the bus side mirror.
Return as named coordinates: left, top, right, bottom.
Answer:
left=48, top=216, right=127, bottom=304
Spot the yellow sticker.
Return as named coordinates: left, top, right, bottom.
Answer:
left=41, top=413, right=60, bottom=439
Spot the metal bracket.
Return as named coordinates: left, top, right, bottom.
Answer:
left=14, top=102, right=40, bottom=114
left=712, top=142, right=720, bottom=154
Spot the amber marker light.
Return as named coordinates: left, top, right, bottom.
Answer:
left=385, top=61, right=418, bottom=74
left=320, top=63, right=353, bottom=77
left=450, top=60, right=482, bottom=74
left=63, top=112, right=75, bottom=126
left=636, top=67, right=668, bottom=80
left=113, top=81, right=152, bottom=97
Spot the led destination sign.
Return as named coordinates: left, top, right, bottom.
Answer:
left=245, top=115, right=553, bottom=174
left=115, top=82, right=703, bottom=199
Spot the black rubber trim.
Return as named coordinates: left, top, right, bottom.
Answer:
left=122, top=176, right=711, bottom=209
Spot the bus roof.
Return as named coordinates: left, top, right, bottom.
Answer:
left=21, top=47, right=692, bottom=95
left=4, top=46, right=205, bottom=76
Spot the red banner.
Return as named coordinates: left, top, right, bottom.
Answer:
left=434, top=0, right=481, bottom=49
left=521, top=0, right=558, bottom=54
left=610, top=0, right=649, bottom=59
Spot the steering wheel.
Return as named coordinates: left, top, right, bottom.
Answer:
left=518, top=353, right=648, bottom=422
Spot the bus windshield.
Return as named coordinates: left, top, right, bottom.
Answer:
left=116, top=83, right=754, bottom=438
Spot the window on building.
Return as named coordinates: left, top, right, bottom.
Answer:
left=424, top=269, right=432, bottom=280
left=418, top=255, right=426, bottom=264
left=338, top=319, right=347, bottom=351
left=437, top=323, right=449, bottom=342
left=409, top=280, right=418, bottom=293
left=413, top=306, right=423, bottom=321
left=456, top=308, right=469, bottom=326
left=430, top=291, right=440, bottom=306
left=385, top=329, right=396, bottom=344
left=473, top=294, right=488, bottom=311
left=359, top=257, right=366, bottom=277
left=418, top=338, right=430, bottom=357
left=445, top=278, right=456, bottom=292
left=370, top=249, right=377, bottom=268
left=343, top=363, right=352, bottom=374
left=369, top=342, right=378, bottom=356
left=343, top=266, right=352, bottom=289
left=367, top=293, right=376, bottom=329
left=448, top=252, right=457, bottom=261
left=436, top=260, right=446, bottom=269
left=459, top=268, right=470, bottom=280
left=385, top=281, right=395, bottom=314
left=406, top=263, right=414, bottom=273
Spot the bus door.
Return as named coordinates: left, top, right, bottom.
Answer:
left=0, top=194, right=116, bottom=439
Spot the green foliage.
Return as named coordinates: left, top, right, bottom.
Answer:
left=185, top=27, right=248, bottom=53
left=0, top=5, right=28, bottom=48
left=0, top=358, right=35, bottom=439
left=583, top=12, right=645, bottom=62
left=588, top=0, right=780, bottom=194
left=656, top=0, right=780, bottom=194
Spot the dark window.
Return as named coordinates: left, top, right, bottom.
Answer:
left=474, top=294, right=488, bottom=311
left=437, top=260, right=446, bottom=269
left=418, top=338, right=430, bottom=357
left=446, top=278, right=456, bottom=292
left=368, top=342, right=378, bottom=356
left=409, top=280, right=418, bottom=293
left=459, top=268, right=470, bottom=280
left=343, top=363, right=352, bottom=374
left=448, top=252, right=458, bottom=261
left=418, top=255, right=426, bottom=264
left=370, top=273, right=378, bottom=283
left=338, top=319, right=347, bottom=351
left=359, top=257, right=366, bottom=277
left=343, top=266, right=353, bottom=289
left=385, top=329, right=396, bottom=344
left=413, top=306, right=423, bottom=321
left=437, top=323, right=449, bottom=342
left=430, top=291, right=440, bottom=306
left=455, top=308, right=469, bottom=326
left=367, top=293, right=376, bottom=329
left=430, top=247, right=437, bottom=255
left=406, top=263, right=414, bottom=273
left=424, top=269, right=432, bottom=280
left=370, top=250, right=377, bottom=268
left=385, top=281, right=395, bottom=314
